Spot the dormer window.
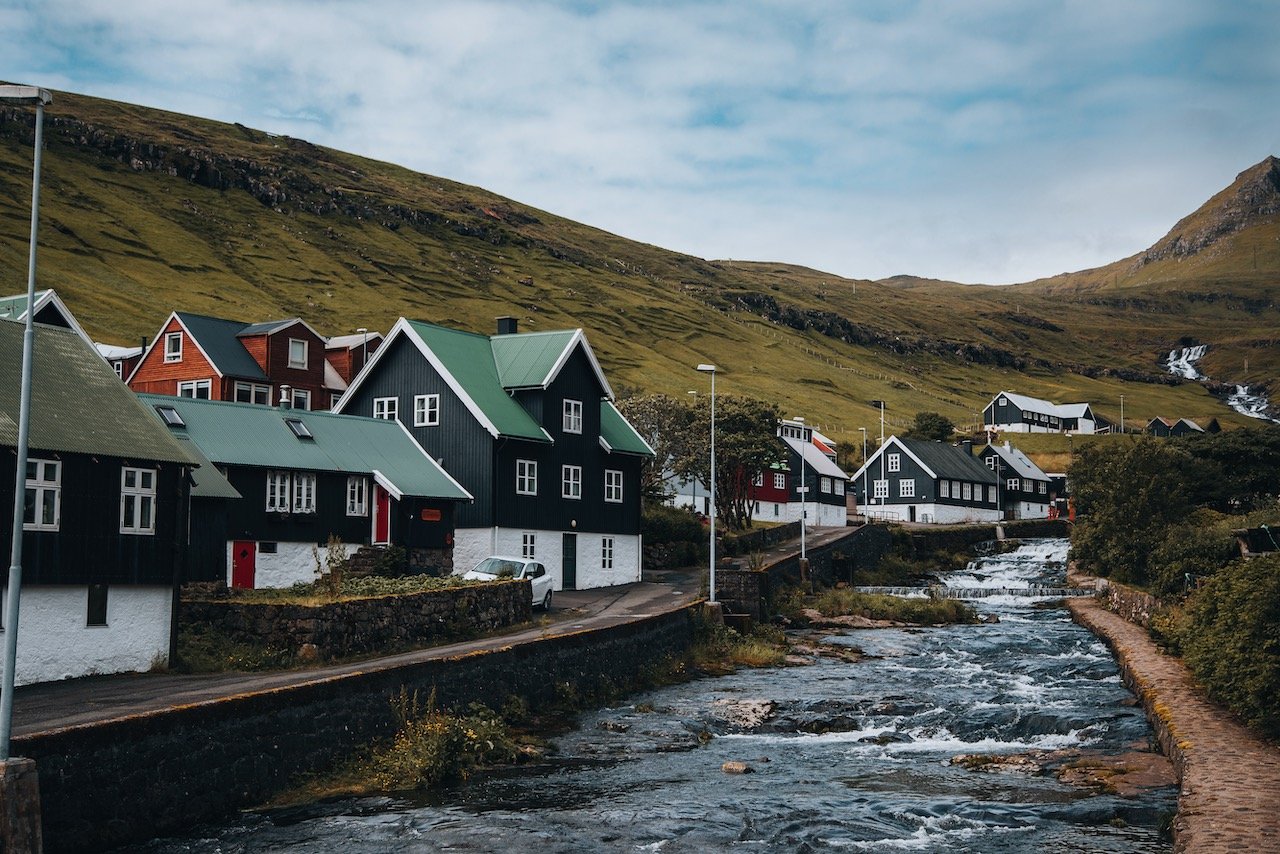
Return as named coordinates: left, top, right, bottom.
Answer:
left=563, top=399, right=583, bottom=434
left=285, top=418, right=314, bottom=440
left=155, top=405, right=185, bottom=428
left=288, top=338, right=308, bottom=369
left=164, top=332, right=182, bottom=363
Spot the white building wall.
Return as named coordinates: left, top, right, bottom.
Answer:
left=4, top=585, right=172, bottom=686
left=1015, top=501, right=1051, bottom=520
left=225, top=540, right=359, bottom=589
left=869, top=503, right=1002, bottom=524
left=759, top=500, right=847, bottom=528
left=464, top=526, right=642, bottom=590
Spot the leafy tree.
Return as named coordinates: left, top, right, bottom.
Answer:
left=903, top=411, right=955, bottom=442
left=677, top=395, right=784, bottom=531
left=616, top=393, right=696, bottom=502
left=1176, top=425, right=1280, bottom=512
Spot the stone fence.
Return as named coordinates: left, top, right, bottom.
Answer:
left=182, top=581, right=529, bottom=660
left=1100, top=579, right=1162, bottom=629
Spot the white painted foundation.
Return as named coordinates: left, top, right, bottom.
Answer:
left=453, top=527, right=642, bottom=590
left=2, top=585, right=172, bottom=686
left=754, top=500, right=847, bottom=528
left=865, top=503, right=1002, bottom=524
left=224, top=540, right=360, bottom=589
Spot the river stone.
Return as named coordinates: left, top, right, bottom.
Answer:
left=721, top=761, right=754, bottom=774
left=709, top=698, right=776, bottom=730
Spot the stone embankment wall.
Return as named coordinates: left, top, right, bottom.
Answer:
left=722, top=522, right=802, bottom=557
left=18, top=607, right=697, bottom=854
left=182, top=582, right=528, bottom=659
left=900, top=519, right=1069, bottom=556
left=1100, top=580, right=1162, bottom=629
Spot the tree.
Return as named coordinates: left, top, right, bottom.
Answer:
left=903, top=411, right=955, bottom=442
left=616, top=392, right=696, bottom=502
left=676, top=395, right=784, bottom=531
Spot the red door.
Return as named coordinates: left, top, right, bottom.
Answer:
left=231, top=540, right=256, bottom=588
left=373, top=486, right=391, bottom=545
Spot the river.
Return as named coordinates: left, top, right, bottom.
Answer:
left=129, top=540, right=1176, bottom=852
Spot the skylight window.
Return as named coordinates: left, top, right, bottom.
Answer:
left=155, top=405, right=185, bottom=428
left=285, top=418, right=314, bottom=440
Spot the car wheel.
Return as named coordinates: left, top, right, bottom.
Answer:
left=541, top=591, right=552, bottom=611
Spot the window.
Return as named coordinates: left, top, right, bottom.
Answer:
left=834, top=480, right=845, bottom=496
left=962, top=483, right=972, bottom=500
left=23, top=459, right=60, bottom=531
left=285, top=417, right=314, bottom=440
left=899, top=479, right=915, bottom=498
left=373, top=397, right=398, bottom=421
left=602, top=537, right=614, bottom=570
left=952, top=480, right=961, bottom=497
left=998, top=396, right=1007, bottom=406
left=259, top=541, right=278, bottom=554
left=940, top=480, right=951, bottom=498
left=773, top=472, right=786, bottom=490
left=605, top=469, right=623, bottom=503
left=112, top=360, right=124, bottom=378
left=414, top=394, right=440, bottom=427
left=266, top=471, right=291, bottom=512
left=1022, top=478, right=1033, bottom=492
left=120, top=467, right=156, bottom=535
left=291, top=388, right=311, bottom=410
left=988, top=486, right=998, bottom=503
left=753, top=472, right=763, bottom=487
left=562, top=465, right=582, bottom=499
left=330, top=392, right=342, bottom=411
left=177, top=379, right=211, bottom=399
left=1038, top=481, right=1047, bottom=494
left=87, top=584, right=108, bottom=627
left=873, top=479, right=888, bottom=499
left=288, top=338, right=308, bottom=369
left=563, top=399, right=583, bottom=434
left=986, top=457, right=997, bottom=470
left=164, top=332, right=182, bottom=362
left=820, top=476, right=832, bottom=494
left=347, top=476, right=368, bottom=516
left=234, top=382, right=271, bottom=405
left=155, top=405, right=185, bottom=428
left=516, top=460, right=537, bottom=495
left=887, top=453, right=901, bottom=473
left=522, top=532, right=536, bottom=559
left=292, top=472, right=316, bottom=513
left=1007, top=477, right=1020, bottom=492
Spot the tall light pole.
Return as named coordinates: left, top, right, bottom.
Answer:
left=1119, top=394, right=1125, bottom=435
left=794, top=417, right=807, bottom=560
left=858, top=427, right=867, bottom=465
left=356, top=326, right=368, bottom=365
left=696, top=364, right=717, bottom=603
left=0, top=85, right=52, bottom=760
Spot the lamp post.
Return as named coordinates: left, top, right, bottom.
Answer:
left=356, top=326, right=368, bottom=366
left=794, top=417, right=807, bottom=560
left=0, top=84, right=52, bottom=761
left=1120, top=394, right=1125, bottom=436
left=696, top=364, right=717, bottom=603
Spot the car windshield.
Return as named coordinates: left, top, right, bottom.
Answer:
left=473, top=558, right=522, bottom=578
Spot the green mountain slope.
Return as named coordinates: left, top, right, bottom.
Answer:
left=1, top=89, right=1277, bottom=443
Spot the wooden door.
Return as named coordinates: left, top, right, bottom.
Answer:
left=231, top=540, right=256, bottom=588
left=561, top=533, right=577, bottom=590
left=373, top=485, right=391, bottom=545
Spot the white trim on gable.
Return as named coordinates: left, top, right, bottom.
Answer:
left=390, top=420, right=473, bottom=500
left=849, top=436, right=937, bottom=483
left=126, top=312, right=227, bottom=385
left=371, top=469, right=403, bottom=501
left=538, top=329, right=616, bottom=401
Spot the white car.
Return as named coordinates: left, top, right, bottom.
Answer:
left=460, top=556, right=554, bottom=610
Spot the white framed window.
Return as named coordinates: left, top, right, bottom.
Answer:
left=998, top=396, right=1007, bottom=406
left=887, top=453, right=901, bottom=473
left=602, top=536, right=614, bottom=570
left=820, top=476, right=832, bottom=494
left=835, top=479, right=845, bottom=496
left=414, top=393, right=440, bottom=427
left=563, top=399, right=583, bottom=434
left=516, top=460, right=537, bottom=495
left=87, top=584, right=108, bottom=626
left=288, top=338, right=308, bottom=369
left=120, top=467, right=156, bottom=535
left=1023, top=478, right=1033, bottom=492
left=522, top=532, right=536, bottom=559
left=163, top=332, right=182, bottom=363
left=373, top=397, right=398, bottom=421
left=1007, top=477, right=1020, bottom=491
left=23, top=459, right=60, bottom=531
left=899, top=479, right=915, bottom=498
left=112, top=360, right=124, bottom=378
left=330, top=392, right=342, bottom=411
left=962, top=483, right=972, bottom=500
left=234, top=381, right=271, bottom=405
left=605, top=469, right=623, bottom=503
left=986, top=457, right=997, bottom=470
left=177, top=379, right=211, bottom=399
left=1038, top=481, right=1047, bottom=494
left=347, top=476, right=368, bottom=516
left=773, top=472, right=786, bottom=490
left=988, top=485, right=998, bottom=503
left=266, top=471, right=291, bottom=512
left=873, top=479, right=888, bottom=499
left=940, top=480, right=951, bottom=498
left=952, top=480, right=961, bottom=497
left=291, top=388, right=311, bottom=410
left=753, top=472, right=763, bottom=487
left=292, top=472, right=317, bottom=514
left=562, top=464, right=582, bottom=499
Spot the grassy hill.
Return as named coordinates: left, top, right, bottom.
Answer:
left=1, top=89, right=1277, bottom=449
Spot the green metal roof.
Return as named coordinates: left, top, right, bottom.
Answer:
left=171, top=434, right=242, bottom=499
left=0, top=290, right=46, bottom=321
left=137, top=394, right=471, bottom=501
left=0, top=320, right=201, bottom=464
left=174, top=312, right=267, bottom=379
left=600, top=400, right=656, bottom=457
left=491, top=330, right=578, bottom=388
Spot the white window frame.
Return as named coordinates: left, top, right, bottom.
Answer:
left=292, top=472, right=317, bottom=514
left=414, top=393, right=440, bottom=427
left=522, top=532, right=536, bottom=560
left=347, top=475, right=368, bottom=516
left=752, top=472, right=763, bottom=487
left=602, top=536, right=614, bottom=570
left=989, top=485, right=998, bottom=503
left=1038, top=481, right=1047, bottom=494
left=163, top=332, right=182, bottom=363
left=288, top=338, right=308, bottom=369
left=820, top=476, right=832, bottom=494
left=563, top=399, right=583, bottom=434
left=604, top=469, right=623, bottom=503
left=562, top=464, right=582, bottom=500
left=940, top=480, right=951, bottom=498
left=373, top=397, right=398, bottom=421
left=834, top=479, right=845, bottom=496
left=120, top=467, right=156, bottom=535
left=873, top=479, right=888, bottom=499
left=291, top=388, right=311, bottom=410
left=899, top=479, right=915, bottom=498
left=23, top=459, right=61, bottom=532
left=773, top=472, right=786, bottom=490
left=887, top=453, right=901, bottom=473
left=177, top=379, right=211, bottom=399
left=516, top=459, right=537, bottom=496
left=1007, top=477, right=1020, bottom=492
left=234, top=381, right=272, bottom=405
left=962, top=482, right=972, bottom=500
left=266, top=471, right=291, bottom=512
left=112, top=360, right=124, bottom=379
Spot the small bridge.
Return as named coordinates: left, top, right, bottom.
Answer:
left=854, top=585, right=1096, bottom=599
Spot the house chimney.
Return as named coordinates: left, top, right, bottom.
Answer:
left=496, top=316, right=518, bottom=335
left=962, top=439, right=973, bottom=456
left=279, top=384, right=292, bottom=409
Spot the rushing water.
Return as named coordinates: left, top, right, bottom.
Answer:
left=131, top=540, right=1175, bottom=853
left=1165, top=344, right=1277, bottom=423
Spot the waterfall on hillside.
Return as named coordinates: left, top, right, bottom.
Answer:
left=1165, top=344, right=1278, bottom=423
left=1166, top=344, right=1207, bottom=380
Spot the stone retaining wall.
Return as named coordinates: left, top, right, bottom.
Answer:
left=900, top=519, right=1069, bottom=556
left=721, top=521, right=802, bottom=557
left=18, top=606, right=697, bottom=854
left=1101, top=580, right=1162, bottom=629
left=182, top=581, right=529, bottom=659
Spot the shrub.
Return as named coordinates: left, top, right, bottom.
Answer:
left=810, top=589, right=978, bottom=625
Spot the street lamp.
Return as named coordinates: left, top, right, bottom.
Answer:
left=696, top=364, right=717, bottom=603
left=0, top=84, right=52, bottom=761
left=356, top=326, right=369, bottom=365
left=1119, top=394, right=1125, bottom=436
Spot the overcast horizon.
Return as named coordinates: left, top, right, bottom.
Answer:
left=4, top=1, right=1279, bottom=285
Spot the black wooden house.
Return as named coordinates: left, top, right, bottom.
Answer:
left=851, top=436, right=1000, bottom=524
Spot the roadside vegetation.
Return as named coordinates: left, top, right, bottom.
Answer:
left=1069, top=426, right=1280, bottom=739
left=776, top=585, right=979, bottom=626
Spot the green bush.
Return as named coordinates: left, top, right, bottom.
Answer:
left=643, top=502, right=705, bottom=544
left=810, top=588, right=978, bottom=625
left=1147, top=509, right=1239, bottom=597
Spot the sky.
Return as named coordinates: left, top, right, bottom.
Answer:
left=3, top=1, right=1279, bottom=284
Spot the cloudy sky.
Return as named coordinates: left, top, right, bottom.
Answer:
left=4, top=1, right=1279, bottom=283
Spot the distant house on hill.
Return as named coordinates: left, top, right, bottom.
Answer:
left=983, top=391, right=1097, bottom=435
left=1146, top=417, right=1205, bottom=438
left=978, top=441, right=1051, bottom=520
left=850, top=436, right=999, bottom=524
